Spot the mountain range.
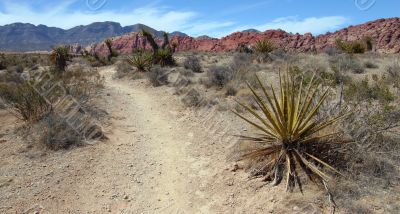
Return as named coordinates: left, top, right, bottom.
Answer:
left=1, top=18, right=400, bottom=53
left=0, top=22, right=187, bottom=51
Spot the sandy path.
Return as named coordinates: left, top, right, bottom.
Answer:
left=72, top=67, right=203, bottom=213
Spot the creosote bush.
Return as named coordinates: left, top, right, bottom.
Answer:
left=233, top=72, right=347, bottom=210
left=345, top=76, right=395, bottom=103
left=206, top=65, right=234, bottom=88
left=147, top=66, right=169, bottom=87
left=183, top=56, right=202, bottom=73
left=335, top=39, right=366, bottom=54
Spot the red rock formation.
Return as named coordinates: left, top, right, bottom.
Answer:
left=80, top=18, right=400, bottom=55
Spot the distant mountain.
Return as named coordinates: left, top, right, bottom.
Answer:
left=241, top=29, right=260, bottom=33
left=0, top=22, right=187, bottom=51
left=88, top=18, right=400, bottom=54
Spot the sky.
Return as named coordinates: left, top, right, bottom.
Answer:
left=0, top=0, right=398, bottom=38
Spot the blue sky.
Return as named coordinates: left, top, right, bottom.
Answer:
left=0, top=0, right=398, bottom=37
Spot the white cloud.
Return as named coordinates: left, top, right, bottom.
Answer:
left=0, top=1, right=234, bottom=37
left=234, top=16, right=349, bottom=35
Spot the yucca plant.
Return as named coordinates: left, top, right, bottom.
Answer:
left=155, top=49, right=176, bottom=67
left=128, top=51, right=153, bottom=72
left=253, top=39, right=275, bottom=54
left=105, top=38, right=118, bottom=61
left=141, top=30, right=176, bottom=67
left=49, top=46, right=70, bottom=72
left=233, top=72, right=347, bottom=209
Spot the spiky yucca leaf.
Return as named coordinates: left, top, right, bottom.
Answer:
left=233, top=72, right=346, bottom=195
left=128, top=51, right=153, bottom=72
left=253, top=39, right=275, bottom=54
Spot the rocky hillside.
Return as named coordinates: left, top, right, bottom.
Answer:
left=87, top=18, right=400, bottom=55
left=0, top=22, right=187, bottom=51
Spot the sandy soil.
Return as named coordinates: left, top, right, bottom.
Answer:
left=0, top=66, right=339, bottom=213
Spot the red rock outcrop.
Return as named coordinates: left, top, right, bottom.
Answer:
left=81, top=18, right=400, bottom=55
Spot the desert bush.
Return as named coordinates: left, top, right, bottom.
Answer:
left=147, top=66, right=169, bottom=87
left=270, top=48, right=287, bottom=60
left=330, top=55, right=364, bottom=74
left=386, top=60, right=400, bottom=78
left=225, top=83, right=238, bottom=96
left=236, top=44, right=253, bottom=54
left=49, top=46, right=71, bottom=72
left=0, top=54, right=6, bottom=70
left=233, top=72, right=347, bottom=209
left=324, top=46, right=342, bottom=56
left=332, top=103, right=400, bottom=212
left=181, top=89, right=203, bottom=107
left=345, top=76, right=395, bottom=103
left=206, top=65, right=234, bottom=88
left=336, top=39, right=366, bottom=54
left=183, top=56, right=202, bottom=73
left=128, top=51, right=152, bottom=72
left=0, top=81, right=51, bottom=121
left=364, top=61, right=379, bottom=69
left=114, top=60, right=134, bottom=79
left=39, top=113, right=83, bottom=150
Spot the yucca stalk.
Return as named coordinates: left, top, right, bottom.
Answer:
left=233, top=72, right=346, bottom=210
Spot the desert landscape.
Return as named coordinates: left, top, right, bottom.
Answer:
left=0, top=1, right=400, bottom=214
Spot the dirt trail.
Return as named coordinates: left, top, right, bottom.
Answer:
left=72, top=66, right=206, bottom=213
left=1, top=66, right=283, bottom=214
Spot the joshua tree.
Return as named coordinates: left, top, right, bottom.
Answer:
left=105, top=38, right=118, bottom=61
left=141, top=30, right=176, bottom=66
left=49, top=46, right=70, bottom=72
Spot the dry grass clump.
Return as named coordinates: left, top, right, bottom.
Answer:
left=203, top=53, right=257, bottom=90
left=0, top=81, right=51, bottom=122
left=0, top=62, right=105, bottom=150
left=233, top=72, right=347, bottom=210
left=329, top=55, right=364, bottom=74
left=114, top=59, right=134, bottom=79
left=333, top=103, right=400, bottom=213
left=345, top=76, right=395, bottom=103
left=147, top=66, right=169, bottom=87
left=205, top=65, right=234, bottom=88
left=364, top=61, right=379, bottom=69
left=183, top=55, right=202, bottom=73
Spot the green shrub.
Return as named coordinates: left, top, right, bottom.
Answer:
left=141, top=31, right=176, bottom=67
left=128, top=51, right=153, bottom=72
left=336, top=39, right=366, bottom=54
left=49, top=46, right=71, bottom=72
left=345, top=76, right=395, bottom=103
left=233, top=72, right=346, bottom=209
